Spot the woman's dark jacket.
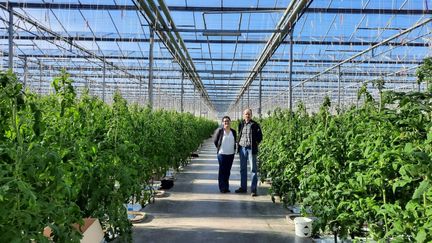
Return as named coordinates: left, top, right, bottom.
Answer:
left=238, top=119, right=263, bottom=155
left=213, top=128, right=237, bottom=154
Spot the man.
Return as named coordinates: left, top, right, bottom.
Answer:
left=235, top=108, right=263, bottom=197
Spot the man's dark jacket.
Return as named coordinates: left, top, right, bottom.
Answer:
left=213, top=128, right=237, bottom=154
left=238, top=119, right=263, bottom=155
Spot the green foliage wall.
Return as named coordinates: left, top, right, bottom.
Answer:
left=0, top=70, right=217, bottom=242
left=259, top=58, right=432, bottom=242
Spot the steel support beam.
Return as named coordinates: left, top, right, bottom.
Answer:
left=139, top=77, right=143, bottom=103
left=157, top=28, right=281, bottom=33
left=289, top=32, right=293, bottom=113
left=23, top=57, right=27, bottom=87
left=4, top=54, right=425, bottom=65
left=27, top=82, right=402, bottom=95
left=25, top=75, right=419, bottom=83
left=38, top=62, right=42, bottom=94
left=337, top=65, right=341, bottom=110
left=167, top=6, right=432, bottom=15
left=15, top=67, right=418, bottom=81
left=10, top=65, right=421, bottom=77
left=10, top=61, right=421, bottom=75
left=4, top=3, right=431, bottom=15
left=2, top=35, right=428, bottom=47
left=148, top=27, right=154, bottom=108
left=301, top=84, right=304, bottom=103
left=258, top=72, right=262, bottom=118
left=102, top=61, right=106, bottom=102
left=193, top=86, right=196, bottom=115
left=181, top=72, right=184, bottom=112
left=8, top=5, right=13, bottom=70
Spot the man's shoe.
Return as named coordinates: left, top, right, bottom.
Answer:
left=235, top=188, right=247, bottom=193
left=251, top=192, right=258, bottom=197
left=220, top=189, right=231, bottom=193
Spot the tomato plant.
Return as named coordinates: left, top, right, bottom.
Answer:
left=259, top=58, right=432, bottom=241
left=0, top=70, right=217, bottom=242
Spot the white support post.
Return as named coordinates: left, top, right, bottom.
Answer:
left=23, top=57, right=27, bottom=88
left=8, top=5, right=13, bottom=71
left=258, top=72, right=262, bottom=118
left=148, top=28, right=154, bottom=108
left=180, top=72, right=184, bottom=112
left=289, top=32, right=293, bottom=113
left=102, top=61, right=106, bottom=102
left=338, top=65, right=341, bottom=111
left=39, top=62, right=42, bottom=94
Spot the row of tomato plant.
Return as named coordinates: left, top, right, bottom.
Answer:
left=259, top=58, right=432, bottom=242
left=0, top=70, right=217, bottom=242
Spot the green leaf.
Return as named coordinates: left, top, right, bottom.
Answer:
left=413, top=180, right=431, bottom=199
left=393, top=221, right=404, bottom=232
left=415, top=229, right=427, bottom=243
left=392, top=178, right=411, bottom=193
left=404, top=143, right=414, bottom=153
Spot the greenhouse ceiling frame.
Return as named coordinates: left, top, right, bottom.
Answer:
left=0, top=4, right=143, bottom=82
left=132, top=0, right=215, bottom=111
left=230, top=0, right=313, bottom=115
left=296, top=18, right=432, bottom=87
left=3, top=53, right=424, bottom=65
left=4, top=2, right=431, bottom=15
left=0, top=0, right=430, bottom=115
left=1, top=33, right=429, bottom=47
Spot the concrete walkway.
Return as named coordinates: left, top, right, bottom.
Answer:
left=133, top=138, right=312, bottom=243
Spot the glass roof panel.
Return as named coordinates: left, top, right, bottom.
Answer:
left=0, top=0, right=430, bottom=115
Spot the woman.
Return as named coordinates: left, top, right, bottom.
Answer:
left=213, top=116, right=237, bottom=193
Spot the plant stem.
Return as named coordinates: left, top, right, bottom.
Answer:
left=382, top=188, right=389, bottom=235
left=424, top=176, right=428, bottom=209
left=12, top=95, right=23, bottom=229
left=12, top=97, right=22, bottom=178
left=379, top=91, right=383, bottom=113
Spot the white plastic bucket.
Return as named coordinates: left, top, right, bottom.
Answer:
left=294, top=217, right=313, bottom=237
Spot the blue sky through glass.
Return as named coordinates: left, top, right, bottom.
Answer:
left=0, top=0, right=430, bottom=117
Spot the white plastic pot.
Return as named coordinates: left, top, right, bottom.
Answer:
left=294, top=217, right=313, bottom=237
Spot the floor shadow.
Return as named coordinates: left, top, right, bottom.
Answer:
left=133, top=226, right=313, bottom=243
left=142, top=198, right=286, bottom=219
left=138, top=214, right=155, bottom=224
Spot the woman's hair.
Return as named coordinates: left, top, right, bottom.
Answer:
left=221, top=116, right=231, bottom=122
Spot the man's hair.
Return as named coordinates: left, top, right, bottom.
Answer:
left=222, top=116, right=231, bottom=121
left=243, top=108, right=252, bottom=115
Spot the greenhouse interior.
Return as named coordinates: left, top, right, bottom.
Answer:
left=0, top=0, right=431, bottom=242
